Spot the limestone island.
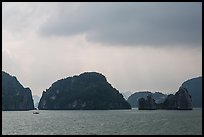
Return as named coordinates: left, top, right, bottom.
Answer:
left=2, top=71, right=34, bottom=111
left=38, top=72, right=131, bottom=110
left=138, top=87, right=192, bottom=110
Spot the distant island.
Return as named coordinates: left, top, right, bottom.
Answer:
left=126, top=76, right=202, bottom=110
left=38, top=72, right=131, bottom=110
left=127, top=91, right=167, bottom=108
left=2, top=71, right=34, bottom=111
left=33, top=95, right=41, bottom=108
left=138, top=87, right=192, bottom=110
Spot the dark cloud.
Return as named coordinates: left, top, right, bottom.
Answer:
left=40, top=2, right=202, bottom=47
left=3, top=2, right=202, bottom=96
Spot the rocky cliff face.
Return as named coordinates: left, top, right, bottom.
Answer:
left=2, top=71, right=34, bottom=111
left=175, top=87, right=192, bottom=110
left=181, top=76, right=202, bottom=107
left=138, top=87, right=192, bottom=110
left=138, top=95, right=156, bottom=110
left=38, top=72, right=131, bottom=110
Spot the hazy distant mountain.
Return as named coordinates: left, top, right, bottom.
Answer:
left=138, top=87, right=192, bottom=110
left=127, top=91, right=167, bottom=108
left=2, top=71, right=34, bottom=111
left=121, top=91, right=132, bottom=100
left=33, top=95, right=41, bottom=108
left=38, top=72, right=131, bottom=110
left=181, top=76, right=202, bottom=107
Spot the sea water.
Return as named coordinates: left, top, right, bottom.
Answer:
left=2, top=108, right=202, bottom=135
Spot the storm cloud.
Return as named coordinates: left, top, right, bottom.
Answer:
left=2, top=2, right=202, bottom=96
left=40, top=2, right=202, bottom=47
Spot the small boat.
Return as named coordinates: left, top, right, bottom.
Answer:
left=33, top=108, right=39, bottom=114
left=33, top=111, right=39, bottom=114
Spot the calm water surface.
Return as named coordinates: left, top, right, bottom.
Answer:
left=2, top=108, right=202, bottom=135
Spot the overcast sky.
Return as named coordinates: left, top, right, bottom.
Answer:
left=2, top=2, right=202, bottom=97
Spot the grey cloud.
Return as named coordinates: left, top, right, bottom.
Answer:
left=2, top=2, right=202, bottom=97
left=2, top=2, right=57, bottom=33
left=40, top=2, right=202, bottom=47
